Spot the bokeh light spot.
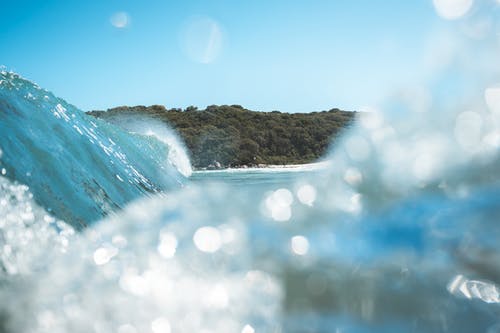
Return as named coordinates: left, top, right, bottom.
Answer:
left=203, top=284, right=229, bottom=309
left=241, top=324, right=255, bottom=333
left=119, top=271, right=149, bottom=296
left=193, top=226, right=222, bottom=253
left=181, top=17, right=223, bottom=64
left=158, top=231, right=178, bottom=258
left=265, top=188, right=294, bottom=221
left=151, top=317, right=171, bottom=333
left=110, top=12, right=130, bottom=29
left=291, top=235, right=309, bottom=255
left=297, top=184, right=316, bottom=206
left=93, top=246, right=118, bottom=265
left=433, top=0, right=473, bottom=20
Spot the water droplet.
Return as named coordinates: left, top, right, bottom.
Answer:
left=151, top=317, right=171, bottom=333
left=291, top=235, right=309, bottom=256
left=119, top=271, right=149, bottom=296
left=297, top=184, right=316, bottom=206
left=158, top=231, right=178, bottom=258
left=265, top=188, right=294, bottom=221
left=93, top=246, right=118, bottom=265
left=203, top=284, right=229, bottom=309
left=193, top=226, right=222, bottom=253
left=241, top=324, right=255, bottom=333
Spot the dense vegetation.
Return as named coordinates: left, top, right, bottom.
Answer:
left=88, top=105, right=356, bottom=168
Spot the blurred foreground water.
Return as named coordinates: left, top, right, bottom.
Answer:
left=1, top=1, right=500, bottom=332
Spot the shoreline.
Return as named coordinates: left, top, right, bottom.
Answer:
left=192, top=161, right=331, bottom=173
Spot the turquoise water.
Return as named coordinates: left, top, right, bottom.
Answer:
left=0, top=71, right=188, bottom=228
left=190, top=167, right=314, bottom=189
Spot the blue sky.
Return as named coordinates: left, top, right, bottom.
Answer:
left=1, top=1, right=446, bottom=112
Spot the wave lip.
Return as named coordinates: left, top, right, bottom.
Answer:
left=89, top=112, right=193, bottom=177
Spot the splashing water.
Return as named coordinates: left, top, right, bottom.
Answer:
left=1, top=1, right=500, bottom=332
left=90, top=113, right=193, bottom=177
left=145, top=127, right=193, bottom=178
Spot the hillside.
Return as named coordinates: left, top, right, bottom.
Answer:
left=87, top=105, right=356, bottom=168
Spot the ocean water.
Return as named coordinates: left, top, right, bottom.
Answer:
left=1, top=2, right=500, bottom=332
left=190, top=165, right=323, bottom=189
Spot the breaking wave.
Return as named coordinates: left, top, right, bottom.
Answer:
left=0, top=71, right=189, bottom=228
left=88, top=113, right=193, bottom=177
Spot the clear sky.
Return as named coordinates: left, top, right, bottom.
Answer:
left=1, top=0, right=447, bottom=112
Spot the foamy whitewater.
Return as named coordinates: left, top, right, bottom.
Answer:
left=1, top=1, right=500, bottom=332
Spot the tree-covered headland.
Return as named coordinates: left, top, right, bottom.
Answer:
left=87, top=105, right=356, bottom=169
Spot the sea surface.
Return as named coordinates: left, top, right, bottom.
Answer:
left=190, top=165, right=321, bottom=189
left=1, top=6, right=500, bottom=331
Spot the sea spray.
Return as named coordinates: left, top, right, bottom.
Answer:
left=144, top=124, right=193, bottom=178
left=0, top=183, right=283, bottom=333
left=0, top=174, right=74, bottom=277
left=89, top=113, right=193, bottom=177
